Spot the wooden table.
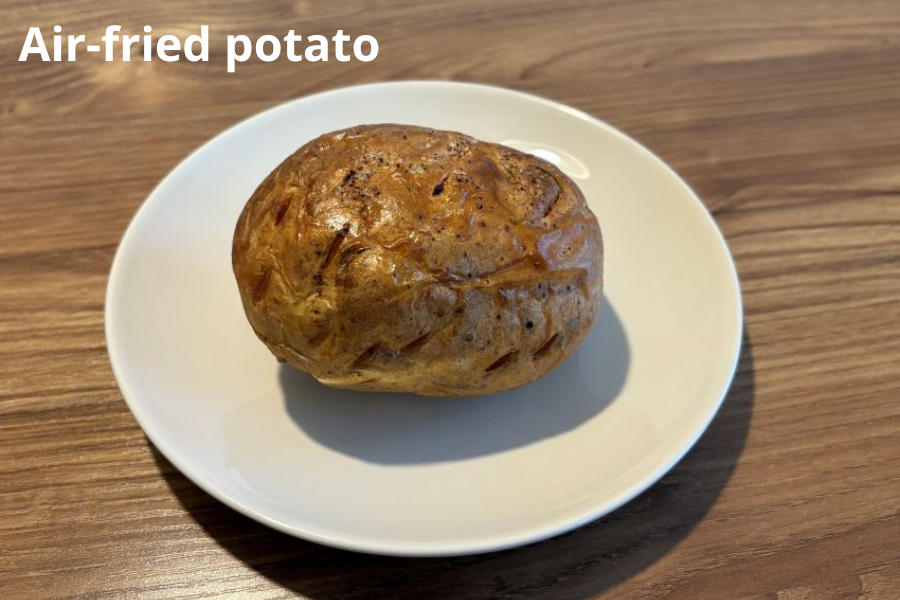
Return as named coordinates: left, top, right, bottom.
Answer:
left=3, top=0, right=899, bottom=598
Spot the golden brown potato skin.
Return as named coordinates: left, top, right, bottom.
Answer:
left=232, top=124, right=603, bottom=397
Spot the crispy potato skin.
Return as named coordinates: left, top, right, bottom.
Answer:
left=232, top=124, right=603, bottom=397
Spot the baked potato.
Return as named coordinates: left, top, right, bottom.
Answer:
left=232, top=124, right=603, bottom=397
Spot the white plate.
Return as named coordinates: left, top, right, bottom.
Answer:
left=106, top=81, right=742, bottom=557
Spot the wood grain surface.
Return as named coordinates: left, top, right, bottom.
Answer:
left=2, top=0, right=899, bottom=598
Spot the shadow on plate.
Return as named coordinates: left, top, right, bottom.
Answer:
left=279, top=298, right=629, bottom=464
left=151, top=328, right=755, bottom=599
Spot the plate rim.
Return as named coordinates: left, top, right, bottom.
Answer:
left=105, top=80, right=743, bottom=557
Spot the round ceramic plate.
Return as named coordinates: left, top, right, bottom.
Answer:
left=106, top=81, right=742, bottom=557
